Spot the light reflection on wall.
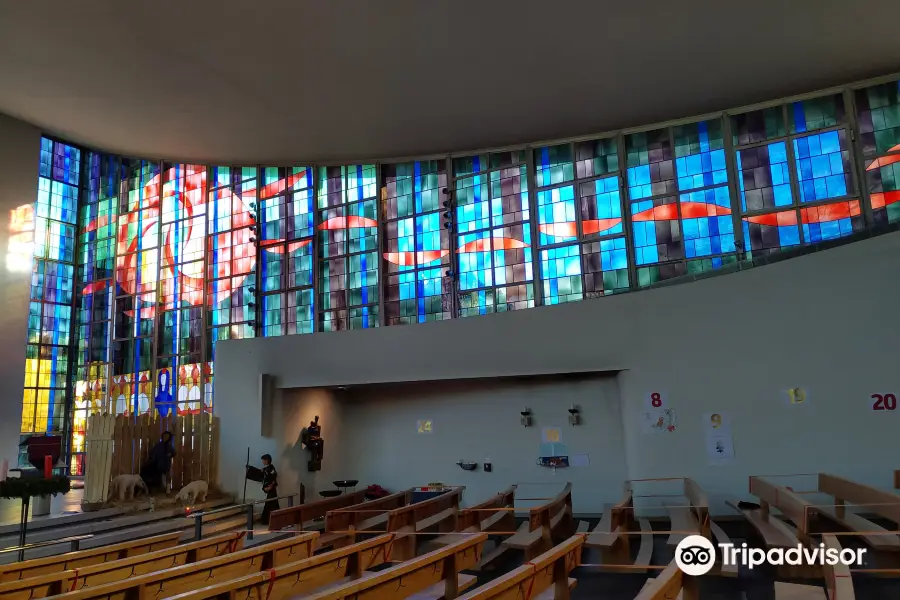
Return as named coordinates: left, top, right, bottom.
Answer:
left=7, top=204, right=34, bottom=272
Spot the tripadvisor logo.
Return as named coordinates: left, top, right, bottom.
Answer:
left=675, top=536, right=717, bottom=576
left=675, top=535, right=866, bottom=576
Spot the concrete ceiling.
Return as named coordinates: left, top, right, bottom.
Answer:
left=1, top=0, right=899, bottom=164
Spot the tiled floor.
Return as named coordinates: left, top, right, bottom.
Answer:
left=0, top=488, right=84, bottom=526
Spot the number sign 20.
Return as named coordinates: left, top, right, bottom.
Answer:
left=872, top=394, right=897, bottom=411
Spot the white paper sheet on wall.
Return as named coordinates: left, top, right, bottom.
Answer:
left=642, top=408, right=677, bottom=433
left=570, top=454, right=590, bottom=467
left=541, top=427, right=561, bottom=444
left=705, top=434, right=735, bottom=465
left=702, top=412, right=735, bottom=465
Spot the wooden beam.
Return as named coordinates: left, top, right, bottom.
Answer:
left=822, top=534, right=856, bottom=600
left=819, top=473, right=900, bottom=525
left=749, top=477, right=815, bottom=536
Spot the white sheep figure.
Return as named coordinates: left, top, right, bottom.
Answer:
left=108, top=474, right=149, bottom=502
left=175, top=480, right=208, bottom=506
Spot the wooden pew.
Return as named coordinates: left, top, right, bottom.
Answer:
left=665, top=478, right=708, bottom=548
left=456, top=485, right=517, bottom=535
left=455, top=534, right=583, bottom=600
left=428, top=485, right=518, bottom=552
left=43, top=532, right=318, bottom=600
left=300, top=533, right=486, bottom=600
left=324, top=489, right=411, bottom=548
left=386, top=486, right=465, bottom=560
left=816, top=474, right=900, bottom=554
left=895, top=470, right=899, bottom=491
left=158, top=535, right=396, bottom=600
left=0, top=531, right=182, bottom=582
left=490, top=483, right=587, bottom=564
left=268, top=490, right=367, bottom=532
left=0, top=532, right=244, bottom=599
left=585, top=485, right=654, bottom=573
left=635, top=559, right=698, bottom=600
left=748, top=476, right=816, bottom=544
left=822, top=534, right=855, bottom=600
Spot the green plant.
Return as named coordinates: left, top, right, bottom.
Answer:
left=0, top=475, right=71, bottom=499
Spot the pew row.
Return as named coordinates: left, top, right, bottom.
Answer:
left=42, top=532, right=318, bottom=600
left=165, top=533, right=484, bottom=600
left=152, top=534, right=396, bottom=600
left=815, top=473, right=900, bottom=555
left=0, top=531, right=182, bottom=582
left=428, top=485, right=516, bottom=548
left=728, top=476, right=812, bottom=565
left=302, top=533, right=485, bottom=600
left=584, top=485, right=654, bottom=573
left=455, top=534, right=583, bottom=600
left=483, top=483, right=587, bottom=567
left=268, top=490, right=367, bottom=533
left=457, top=485, right=517, bottom=534
left=664, top=478, right=709, bottom=547
left=386, top=486, right=465, bottom=560
left=634, top=560, right=698, bottom=600
left=324, top=489, right=412, bottom=547
left=429, top=485, right=517, bottom=550
left=0, top=532, right=245, bottom=599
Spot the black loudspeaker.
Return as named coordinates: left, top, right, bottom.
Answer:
left=245, top=465, right=264, bottom=482
left=308, top=460, right=321, bottom=472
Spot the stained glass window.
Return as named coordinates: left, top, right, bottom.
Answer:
left=534, top=139, right=629, bottom=303
left=317, top=165, right=379, bottom=330
left=259, top=166, right=315, bottom=336
left=453, top=151, right=534, bottom=316
left=71, top=151, right=119, bottom=473
left=382, top=161, right=452, bottom=324
left=733, top=95, right=862, bottom=258
left=23, top=139, right=80, bottom=468
left=856, top=80, right=900, bottom=224
left=627, top=120, right=737, bottom=286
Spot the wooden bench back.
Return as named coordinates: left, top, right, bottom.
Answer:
left=819, top=473, right=900, bottom=525
left=895, top=470, right=900, bottom=491
left=46, top=532, right=318, bottom=600
left=268, top=490, right=366, bottom=531
left=749, top=476, right=815, bottom=538
left=325, top=489, right=411, bottom=533
left=386, top=487, right=464, bottom=560
left=456, top=534, right=583, bottom=600
left=0, top=531, right=182, bottom=582
left=302, top=533, right=487, bottom=600
left=684, top=478, right=710, bottom=538
left=529, top=482, right=574, bottom=533
left=822, top=534, right=856, bottom=600
left=0, top=532, right=244, bottom=599
left=457, top=485, right=516, bottom=533
left=635, top=560, right=698, bottom=600
left=159, top=535, right=396, bottom=600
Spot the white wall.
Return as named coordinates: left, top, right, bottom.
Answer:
left=335, top=377, right=629, bottom=513
left=215, top=231, right=900, bottom=514
left=0, top=114, right=40, bottom=466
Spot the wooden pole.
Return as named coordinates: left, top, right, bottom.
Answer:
left=18, top=496, right=29, bottom=561
left=242, top=447, right=250, bottom=505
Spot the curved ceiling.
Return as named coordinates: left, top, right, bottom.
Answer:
left=1, top=0, right=899, bottom=164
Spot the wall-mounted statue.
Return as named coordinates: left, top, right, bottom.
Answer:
left=301, top=415, right=324, bottom=472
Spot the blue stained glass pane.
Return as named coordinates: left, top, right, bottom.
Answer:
left=680, top=186, right=735, bottom=258
left=792, top=130, right=851, bottom=203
